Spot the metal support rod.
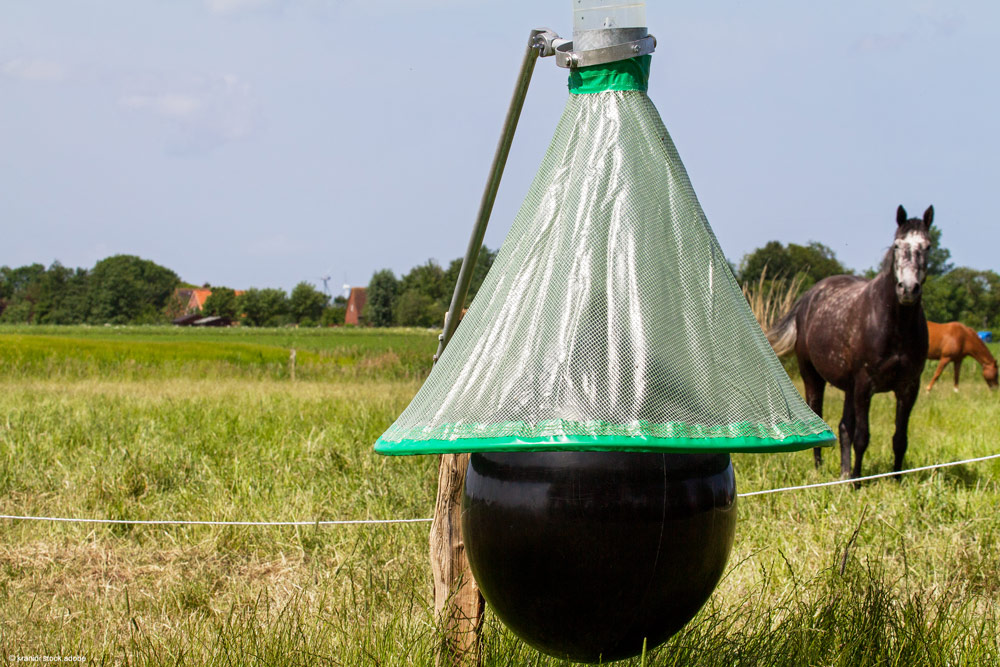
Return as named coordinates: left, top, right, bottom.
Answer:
left=433, top=31, right=542, bottom=362
left=429, top=30, right=547, bottom=665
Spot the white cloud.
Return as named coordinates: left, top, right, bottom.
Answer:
left=2, top=58, right=67, bottom=82
left=120, top=93, right=203, bottom=118
left=206, top=0, right=274, bottom=15
left=119, top=73, right=259, bottom=153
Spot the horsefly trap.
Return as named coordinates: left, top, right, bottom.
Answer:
left=374, top=2, right=835, bottom=662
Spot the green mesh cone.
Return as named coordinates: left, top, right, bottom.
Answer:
left=375, top=57, right=834, bottom=455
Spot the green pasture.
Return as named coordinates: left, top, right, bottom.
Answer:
left=0, top=325, right=437, bottom=381
left=0, top=326, right=997, bottom=665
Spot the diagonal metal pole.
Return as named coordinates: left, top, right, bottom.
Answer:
left=433, top=31, right=544, bottom=362
left=430, top=29, right=548, bottom=666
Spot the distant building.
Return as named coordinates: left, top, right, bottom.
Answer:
left=345, top=287, right=367, bottom=325
left=170, top=288, right=214, bottom=316
left=168, top=287, right=244, bottom=321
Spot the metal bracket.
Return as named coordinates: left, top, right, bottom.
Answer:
left=554, top=34, right=656, bottom=69
left=530, top=28, right=569, bottom=58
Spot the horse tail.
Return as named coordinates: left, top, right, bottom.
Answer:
left=766, top=300, right=802, bottom=357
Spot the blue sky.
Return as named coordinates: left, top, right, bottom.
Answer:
left=1, top=1, right=997, bottom=294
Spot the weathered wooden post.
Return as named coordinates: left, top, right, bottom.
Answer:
left=427, top=31, right=551, bottom=665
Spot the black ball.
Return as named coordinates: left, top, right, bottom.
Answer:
left=461, top=451, right=737, bottom=663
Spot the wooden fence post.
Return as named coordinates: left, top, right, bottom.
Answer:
left=427, top=33, right=543, bottom=664
left=430, top=452, right=484, bottom=665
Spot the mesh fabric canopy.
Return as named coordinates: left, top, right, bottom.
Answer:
left=376, top=56, right=834, bottom=455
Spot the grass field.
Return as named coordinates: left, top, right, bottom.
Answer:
left=0, top=325, right=998, bottom=665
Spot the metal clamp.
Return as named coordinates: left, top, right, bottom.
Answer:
left=531, top=28, right=570, bottom=58
left=554, top=34, right=656, bottom=69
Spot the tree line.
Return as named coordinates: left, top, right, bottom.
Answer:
left=0, top=255, right=343, bottom=327
left=366, top=229, right=997, bottom=331
left=361, top=246, right=498, bottom=328
left=735, top=229, right=1000, bottom=329
left=0, top=248, right=500, bottom=328
left=3, top=228, right=995, bottom=330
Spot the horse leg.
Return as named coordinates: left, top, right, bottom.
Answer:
left=926, top=358, right=948, bottom=392
left=953, top=357, right=962, bottom=392
left=799, top=358, right=826, bottom=469
left=839, top=389, right=856, bottom=479
left=850, top=378, right=873, bottom=480
left=892, top=382, right=920, bottom=476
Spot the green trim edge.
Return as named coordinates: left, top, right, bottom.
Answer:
left=569, top=55, right=651, bottom=94
left=375, top=430, right=835, bottom=456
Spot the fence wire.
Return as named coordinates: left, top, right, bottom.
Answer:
left=1, top=452, right=997, bottom=527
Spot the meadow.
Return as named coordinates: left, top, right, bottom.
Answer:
left=0, top=325, right=997, bottom=665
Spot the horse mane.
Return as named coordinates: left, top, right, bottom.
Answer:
left=878, top=246, right=895, bottom=277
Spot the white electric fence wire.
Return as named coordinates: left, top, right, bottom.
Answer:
left=737, top=452, right=1000, bottom=498
left=0, top=516, right=432, bottom=526
left=0, top=453, right=996, bottom=527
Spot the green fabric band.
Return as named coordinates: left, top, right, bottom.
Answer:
left=374, top=431, right=835, bottom=456
left=568, top=55, right=651, bottom=94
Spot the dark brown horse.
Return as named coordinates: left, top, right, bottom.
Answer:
left=926, top=321, right=999, bottom=392
left=767, top=206, right=934, bottom=479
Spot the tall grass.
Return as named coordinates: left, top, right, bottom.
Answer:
left=741, top=268, right=805, bottom=332
left=0, top=328, right=997, bottom=664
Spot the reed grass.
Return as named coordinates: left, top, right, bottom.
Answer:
left=741, top=268, right=806, bottom=332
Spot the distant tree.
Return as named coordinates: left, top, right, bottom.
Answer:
left=923, top=268, right=1000, bottom=329
left=738, top=241, right=848, bottom=292
left=237, top=288, right=289, bottom=327
left=36, top=263, right=90, bottom=324
left=787, top=242, right=847, bottom=285
left=737, top=241, right=792, bottom=285
left=0, top=264, right=46, bottom=299
left=87, top=255, right=179, bottom=324
left=443, top=245, right=498, bottom=308
left=0, top=263, right=47, bottom=322
left=202, top=287, right=239, bottom=319
left=320, top=295, right=347, bottom=326
left=401, top=261, right=447, bottom=304
left=289, top=282, right=328, bottom=325
left=366, top=269, right=399, bottom=327
left=0, top=299, right=35, bottom=323
left=395, top=289, right=445, bottom=327
left=926, top=226, right=954, bottom=277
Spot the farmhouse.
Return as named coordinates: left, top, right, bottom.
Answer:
left=168, top=287, right=244, bottom=325
left=170, top=288, right=214, bottom=316
left=345, top=287, right=367, bottom=325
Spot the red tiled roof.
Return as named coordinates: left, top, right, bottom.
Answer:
left=171, top=287, right=247, bottom=316
left=190, top=288, right=213, bottom=311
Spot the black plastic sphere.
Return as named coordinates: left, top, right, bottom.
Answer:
left=461, top=451, right=736, bottom=663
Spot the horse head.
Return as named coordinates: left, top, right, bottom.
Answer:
left=892, top=205, right=934, bottom=306
left=984, top=360, right=999, bottom=390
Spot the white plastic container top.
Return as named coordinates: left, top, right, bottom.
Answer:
left=572, top=0, right=646, bottom=32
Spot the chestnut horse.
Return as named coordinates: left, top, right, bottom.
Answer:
left=767, top=206, right=933, bottom=479
left=926, top=321, right=999, bottom=392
